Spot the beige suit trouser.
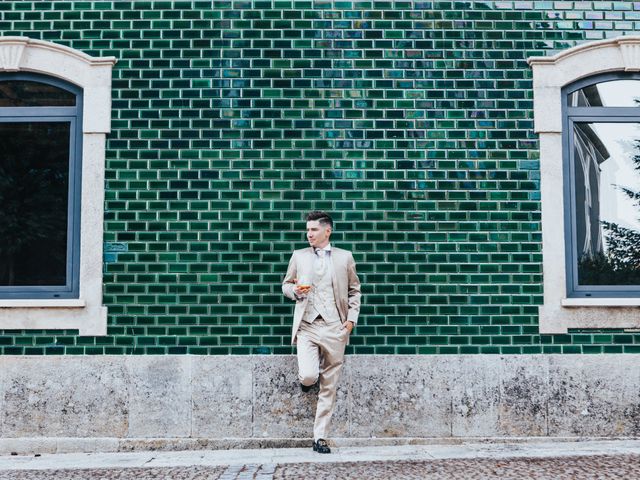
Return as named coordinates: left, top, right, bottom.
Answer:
left=296, top=317, right=348, bottom=441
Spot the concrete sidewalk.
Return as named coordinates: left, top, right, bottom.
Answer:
left=1, top=439, right=640, bottom=471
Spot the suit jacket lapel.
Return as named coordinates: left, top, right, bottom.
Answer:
left=330, top=249, right=343, bottom=320
left=330, top=248, right=338, bottom=286
left=302, top=247, right=315, bottom=282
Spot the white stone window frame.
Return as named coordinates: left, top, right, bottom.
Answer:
left=529, top=36, right=640, bottom=334
left=0, top=37, right=116, bottom=335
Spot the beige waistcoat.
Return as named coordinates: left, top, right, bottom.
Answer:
left=282, top=246, right=361, bottom=345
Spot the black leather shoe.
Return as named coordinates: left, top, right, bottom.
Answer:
left=312, top=438, right=331, bottom=454
left=300, top=382, right=316, bottom=393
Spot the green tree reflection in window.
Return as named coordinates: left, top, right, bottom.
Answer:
left=579, top=138, right=640, bottom=285
left=570, top=78, right=640, bottom=288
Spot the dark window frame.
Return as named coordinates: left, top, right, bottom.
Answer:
left=563, top=72, right=640, bottom=298
left=0, top=73, right=82, bottom=299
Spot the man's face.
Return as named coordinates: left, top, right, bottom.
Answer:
left=306, top=220, right=331, bottom=248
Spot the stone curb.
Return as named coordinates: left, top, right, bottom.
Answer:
left=2, top=436, right=640, bottom=456
left=2, top=440, right=640, bottom=471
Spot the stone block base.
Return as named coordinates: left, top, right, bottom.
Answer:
left=0, top=355, right=638, bottom=454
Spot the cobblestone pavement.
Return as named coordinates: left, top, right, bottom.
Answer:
left=0, top=465, right=228, bottom=480
left=1, top=455, right=640, bottom=479
left=275, top=454, right=640, bottom=479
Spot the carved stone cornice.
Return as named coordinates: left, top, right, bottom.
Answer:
left=0, top=36, right=116, bottom=72
left=528, top=35, right=640, bottom=72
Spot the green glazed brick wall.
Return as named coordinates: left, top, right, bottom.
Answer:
left=1, top=1, right=640, bottom=355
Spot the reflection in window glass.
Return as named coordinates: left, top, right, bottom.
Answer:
left=575, top=122, right=640, bottom=285
left=569, top=80, right=640, bottom=107
left=0, top=81, right=76, bottom=107
left=0, top=122, right=70, bottom=286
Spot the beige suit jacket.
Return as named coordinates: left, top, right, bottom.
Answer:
left=282, top=246, right=361, bottom=345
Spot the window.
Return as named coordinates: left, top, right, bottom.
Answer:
left=564, top=74, right=640, bottom=298
left=530, top=36, right=640, bottom=333
left=0, top=36, right=115, bottom=335
left=0, top=74, right=82, bottom=298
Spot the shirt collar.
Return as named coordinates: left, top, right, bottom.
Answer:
left=315, top=244, right=331, bottom=254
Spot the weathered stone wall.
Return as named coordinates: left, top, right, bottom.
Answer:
left=0, top=354, right=638, bottom=454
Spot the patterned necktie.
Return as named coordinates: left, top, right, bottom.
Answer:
left=315, top=249, right=327, bottom=278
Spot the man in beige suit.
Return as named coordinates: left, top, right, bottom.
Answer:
left=282, top=211, right=361, bottom=454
